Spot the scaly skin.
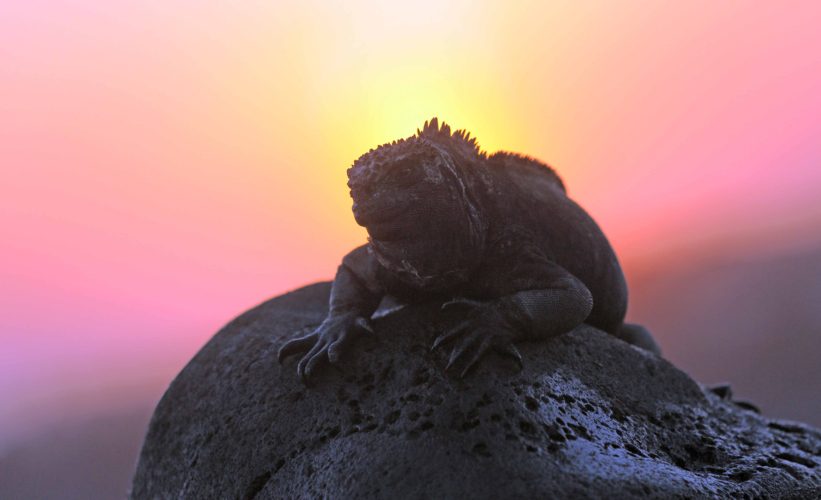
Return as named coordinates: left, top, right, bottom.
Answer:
left=279, top=118, right=660, bottom=383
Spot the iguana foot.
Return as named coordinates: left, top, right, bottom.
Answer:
left=432, top=301, right=523, bottom=378
left=278, top=313, right=373, bottom=383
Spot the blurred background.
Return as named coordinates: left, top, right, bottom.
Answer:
left=1, top=1, right=820, bottom=498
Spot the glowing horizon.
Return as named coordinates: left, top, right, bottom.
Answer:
left=2, top=1, right=820, bottom=444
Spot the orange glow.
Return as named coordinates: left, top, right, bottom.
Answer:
left=2, top=1, right=820, bottom=444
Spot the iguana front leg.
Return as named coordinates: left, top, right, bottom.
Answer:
left=433, top=264, right=593, bottom=377
left=278, top=246, right=383, bottom=382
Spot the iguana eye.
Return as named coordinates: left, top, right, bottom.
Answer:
left=389, top=162, right=418, bottom=186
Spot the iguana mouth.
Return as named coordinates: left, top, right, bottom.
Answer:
left=366, top=221, right=406, bottom=242
left=352, top=198, right=405, bottom=227
left=352, top=202, right=383, bottom=226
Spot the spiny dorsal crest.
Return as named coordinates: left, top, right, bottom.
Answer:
left=489, top=151, right=566, bottom=192
left=416, top=117, right=485, bottom=159
left=350, top=119, right=565, bottom=194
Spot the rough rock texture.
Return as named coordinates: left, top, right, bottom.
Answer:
left=132, top=283, right=821, bottom=499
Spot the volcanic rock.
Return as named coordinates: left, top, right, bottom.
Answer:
left=131, top=283, right=821, bottom=499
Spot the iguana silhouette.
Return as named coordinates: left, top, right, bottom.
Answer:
left=279, top=118, right=660, bottom=382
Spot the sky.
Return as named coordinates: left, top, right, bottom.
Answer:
left=1, top=1, right=820, bottom=447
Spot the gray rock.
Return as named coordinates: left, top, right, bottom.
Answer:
left=131, top=283, right=821, bottom=499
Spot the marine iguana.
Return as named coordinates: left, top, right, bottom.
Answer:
left=279, top=118, right=660, bottom=382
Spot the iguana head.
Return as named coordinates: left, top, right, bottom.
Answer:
left=347, top=118, right=486, bottom=291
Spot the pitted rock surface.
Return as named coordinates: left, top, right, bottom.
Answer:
left=131, top=283, right=821, bottom=499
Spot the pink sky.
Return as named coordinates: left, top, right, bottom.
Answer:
left=2, top=1, right=820, bottom=446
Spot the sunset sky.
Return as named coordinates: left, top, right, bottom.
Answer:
left=2, top=1, right=820, bottom=447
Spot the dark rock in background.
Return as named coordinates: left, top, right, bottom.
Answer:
left=132, top=283, right=821, bottom=499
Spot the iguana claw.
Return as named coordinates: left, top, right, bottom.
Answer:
left=278, top=313, right=374, bottom=383
left=432, top=302, right=523, bottom=377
